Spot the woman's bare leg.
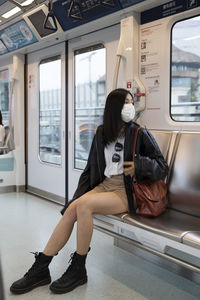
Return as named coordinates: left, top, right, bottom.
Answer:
left=76, top=191, right=128, bottom=255
left=43, top=203, right=77, bottom=256
left=43, top=190, right=100, bottom=256
left=43, top=189, right=128, bottom=257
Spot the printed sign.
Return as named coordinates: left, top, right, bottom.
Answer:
left=141, top=0, right=200, bottom=24
left=53, top=0, right=121, bottom=31
left=119, top=0, right=145, bottom=8
left=140, top=22, right=164, bottom=109
left=0, top=39, right=8, bottom=55
left=0, top=20, right=38, bottom=52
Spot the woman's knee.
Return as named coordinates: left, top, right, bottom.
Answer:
left=75, top=196, right=92, bottom=216
left=63, top=203, right=77, bottom=222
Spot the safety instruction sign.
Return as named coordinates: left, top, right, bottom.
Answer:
left=140, top=22, right=164, bottom=109
left=141, top=0, right=200, bottom=24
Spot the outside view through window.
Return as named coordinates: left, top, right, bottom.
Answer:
left=171, top=16, right=200, bottom=121
left=74, top=45, right=106, bottom=169
left=39, top=57, right=61, bottom=165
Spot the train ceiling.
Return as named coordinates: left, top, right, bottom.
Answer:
left=0, top=0, right=175, bottom=57
left=0, top=0, right=150, bottom=28
left=0, top=0, right=45, bottom=26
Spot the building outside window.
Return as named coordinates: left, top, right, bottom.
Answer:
left=171, top=16, right=200, bottom=121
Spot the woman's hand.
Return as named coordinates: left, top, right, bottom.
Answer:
left=123, top=161, right=135, bottom=177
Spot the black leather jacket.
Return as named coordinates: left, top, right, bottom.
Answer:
left=61, top=122, right=169, bottom=214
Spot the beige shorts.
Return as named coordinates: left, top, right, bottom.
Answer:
left=92, top=174, right=128, bottom=209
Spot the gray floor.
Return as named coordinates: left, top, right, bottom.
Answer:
left=0, top=192, right=200, bottom=300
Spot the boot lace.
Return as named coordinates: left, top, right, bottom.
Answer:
left=58, top=253, right=76, bottom=282
left=24, top=252, right=41, bottom=278
left=68, top=252, right=75, bottom=265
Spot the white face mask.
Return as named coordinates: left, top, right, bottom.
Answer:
left=121, top=103, right=135, bottom=123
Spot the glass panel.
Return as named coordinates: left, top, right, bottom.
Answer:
left=171, top=16, right=200, bottom=121
left=0, top=69, right=9, bottom=125
left=39, top=57, right=61, bottom=165
left=74, top=44, right=106, bottom=170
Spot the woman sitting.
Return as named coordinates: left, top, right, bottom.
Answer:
left=10, top=88, right=169, bottom=295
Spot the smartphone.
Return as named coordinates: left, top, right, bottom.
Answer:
left=123, top=164, right=132, bottom=169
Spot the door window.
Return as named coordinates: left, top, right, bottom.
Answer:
left=39, top=56, right=62, bottom=164
left=74, top=44, right=106, bottom=169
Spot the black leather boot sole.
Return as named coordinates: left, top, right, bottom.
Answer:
left=10, top=276, right=51, bottom=294
left=49, top=276, right=87, bottom=294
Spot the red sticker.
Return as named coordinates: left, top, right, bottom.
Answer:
left=127, top=82, right=132, bottom=89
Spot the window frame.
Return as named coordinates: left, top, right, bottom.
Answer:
left=170, top=14, right=200, bottom=122
left=73, top=43, right=106, bottom=170
left=38, top=55, right=62, bottom=166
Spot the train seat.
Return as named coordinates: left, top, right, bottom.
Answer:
left=121, top=209, right=200, bottom=242
left=94, top=130, right=200, bottom=266
left=183, top=232, right=200, bottom=250
left=121, top=132, right=200, bottom=244
left=148, top=129, right=174, bottom=165
left=167, top=132, right=200, bottom=218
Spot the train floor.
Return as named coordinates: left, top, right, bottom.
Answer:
left=0, top=192, right=200, bottom=300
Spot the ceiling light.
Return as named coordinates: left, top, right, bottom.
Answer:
left=2, top=7, right=21, bottom=19
left=22, top=0, right=35, bottom=6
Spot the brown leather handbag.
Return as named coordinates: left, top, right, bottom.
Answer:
left=132, top=128, right=167, bottom=217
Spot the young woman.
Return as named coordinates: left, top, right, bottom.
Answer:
left=10, top=88, right=168, bottom=295
left=0, top=111, right=5, bottom=147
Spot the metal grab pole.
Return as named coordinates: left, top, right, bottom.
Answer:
left=113, top=55, right=121, bottom=90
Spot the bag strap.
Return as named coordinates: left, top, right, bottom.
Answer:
left=132, top=127, right=139, bottom=184
left=132, top=127, right=139, bottom=160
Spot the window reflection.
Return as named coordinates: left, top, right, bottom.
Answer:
left=39, top=57, right=61, bottom=165
left=74, top=44, right=106, bottom=169
left=171, top=16, right=200, bottom=121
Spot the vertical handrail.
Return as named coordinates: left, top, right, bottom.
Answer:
left=112, top=14, right=146, bottom=114
left=113, top=55, right=121, bottom=89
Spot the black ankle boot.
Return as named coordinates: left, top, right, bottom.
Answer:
left=10, top=252, right=53, bottom=294
left=50, top=251, right=88, bottom=294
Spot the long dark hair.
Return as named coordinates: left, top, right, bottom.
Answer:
left=0, top=111, right=3, bottom=126
left=102, top=88, right=133, bottom=145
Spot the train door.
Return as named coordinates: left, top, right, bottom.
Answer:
left=68, top=25, right=120, bottom=199
left=27, top=43, right=66, bottom=203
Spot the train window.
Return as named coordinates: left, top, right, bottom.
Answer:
left=0, top=69, right=9, bottom=125
left=39, top=56, right=61, bottom=165
left=171, top=16, right=200, bottom=121
left=74, top=44, right=106, bottom=170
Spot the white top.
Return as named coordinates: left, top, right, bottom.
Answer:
left=104, top=136, right=125, bottom=178
left=0, top=125, right=5, bottom=147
